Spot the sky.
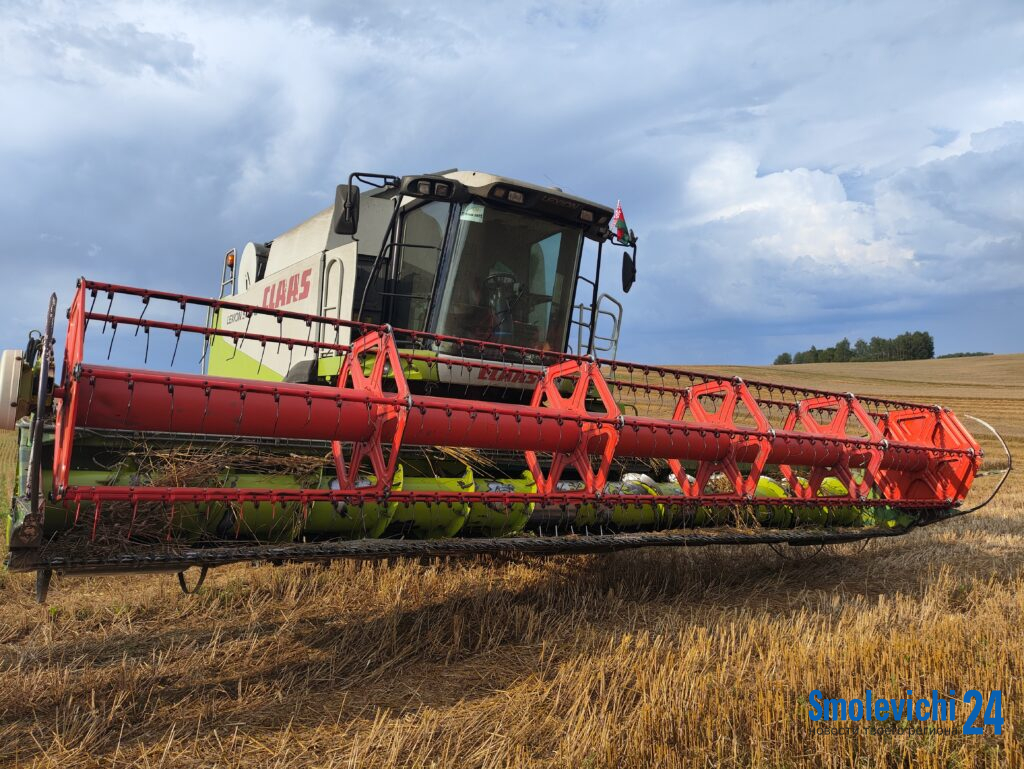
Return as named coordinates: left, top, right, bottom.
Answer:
left=1, top=0, right=1022, bottom=365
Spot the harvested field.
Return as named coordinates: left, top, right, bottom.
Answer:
left=1, top=355, right=1021, bottom=768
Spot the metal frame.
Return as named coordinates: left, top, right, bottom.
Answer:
left=45, top=279, right=982, bottom=536
left=10, top=525, right=914, bottom=577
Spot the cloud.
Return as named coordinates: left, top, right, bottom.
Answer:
left=631, top=126, right=1022, bottom=358
left=0, top=0, right=1021, bottom=365
left=19, top=21, right=196, bottom=83
left=672, top=129, right=1023, bottom=301
left=685, top=145, right=913, bottom=269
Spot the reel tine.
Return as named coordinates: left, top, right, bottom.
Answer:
left=101, top=290, right=113, bottom=334
left=91, top=498, right=102, bottom=540
left=86, top=287, right=98, bottom=330
left=127, top=499, right=138, bottom=539
left=167, top=382, right=175, bottom=430
left=201, top=385, right=211, bottom=431
left=228, top=311, right=251, bottom=362
left=235, top=389, right=247, bottom=432
left=106, top=321, right=118, bottom=359
left=198, top=331, right=210, bottom=368
left=134, top=294, right=149, bottom=337
left=170, top=329, right=181, bottom=367
left=125, top=377, right=135, bottom=419
left=169, top=300, right=186, bottom=367
left=84, top=374, right=97, bottom=425
left=499, top=346, right=511, bottom=401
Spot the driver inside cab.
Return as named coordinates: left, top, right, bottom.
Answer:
left=446, top=221, right=541, bottom=347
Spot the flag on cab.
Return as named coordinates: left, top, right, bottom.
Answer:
left=610, top=201, right=633, bottom=245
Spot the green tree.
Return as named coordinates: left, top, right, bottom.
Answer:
left=910, top=331, right=934, bottom=359
left=869, top=336, right=887, bottom=360
left=777, top=331, right=935, bottom=365
left=834, top=338, right=852, bottom=362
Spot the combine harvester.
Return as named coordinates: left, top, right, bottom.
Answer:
left=1, top=171, right=999, bottom=601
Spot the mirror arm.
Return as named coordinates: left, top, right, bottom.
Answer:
left=334, top=173, right=400, bottom=237
left=348, top=171, right=400, bottom=190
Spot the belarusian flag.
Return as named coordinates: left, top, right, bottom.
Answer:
left=610, top=200, right=632, bottom=245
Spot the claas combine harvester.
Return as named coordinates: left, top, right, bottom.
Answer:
left=1, top=170, right=999, bottom=601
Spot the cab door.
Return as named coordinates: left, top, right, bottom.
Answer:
left=387, top=200, right=452, bottom=332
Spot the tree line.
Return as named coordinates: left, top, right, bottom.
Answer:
left=773, top=331, right=935, bottom=365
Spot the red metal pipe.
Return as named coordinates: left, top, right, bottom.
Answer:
left=72, top=364, right=938, bottom=472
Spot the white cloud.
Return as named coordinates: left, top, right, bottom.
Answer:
left=684, top=145, right=913, bottom=269
left=633, top=124, right=1023, bottom=359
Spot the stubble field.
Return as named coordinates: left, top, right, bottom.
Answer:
left=0, top=354, right=1021, bottom=768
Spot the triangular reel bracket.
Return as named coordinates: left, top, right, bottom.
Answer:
left=777, top=394, right=883, bottom=500
left=331, top=327, right=409, bottom=494
left=666, top=378, right=773, bottom=499
left=876, top=405, right=981, bottom=502
left=524, top=359, right=621, bottom=495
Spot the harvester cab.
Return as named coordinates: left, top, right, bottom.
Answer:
left=208, top=171, right=637, bottom=396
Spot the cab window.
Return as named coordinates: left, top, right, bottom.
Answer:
left=435, top=202, right=583, bottom=350
left=391, top=201, right=450, bottom=330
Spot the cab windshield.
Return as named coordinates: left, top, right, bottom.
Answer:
left=434, top=201, right=583, bottom=350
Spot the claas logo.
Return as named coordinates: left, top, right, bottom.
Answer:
left=476, top=367, right=540, bottom=384
left=262, top=268, right=313, bottom=310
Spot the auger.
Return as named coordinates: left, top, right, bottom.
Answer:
left=1, top=171, right=990, bottom=601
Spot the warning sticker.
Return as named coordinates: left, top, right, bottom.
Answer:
left=460, top=203, right=485, bottom=223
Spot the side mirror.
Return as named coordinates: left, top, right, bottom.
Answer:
left=621, top=251, right=636, bottom=293
left=332, top=184, right=360, bottom=236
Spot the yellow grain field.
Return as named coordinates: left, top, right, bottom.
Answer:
left=0, top=355, right=1021, bottom=768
